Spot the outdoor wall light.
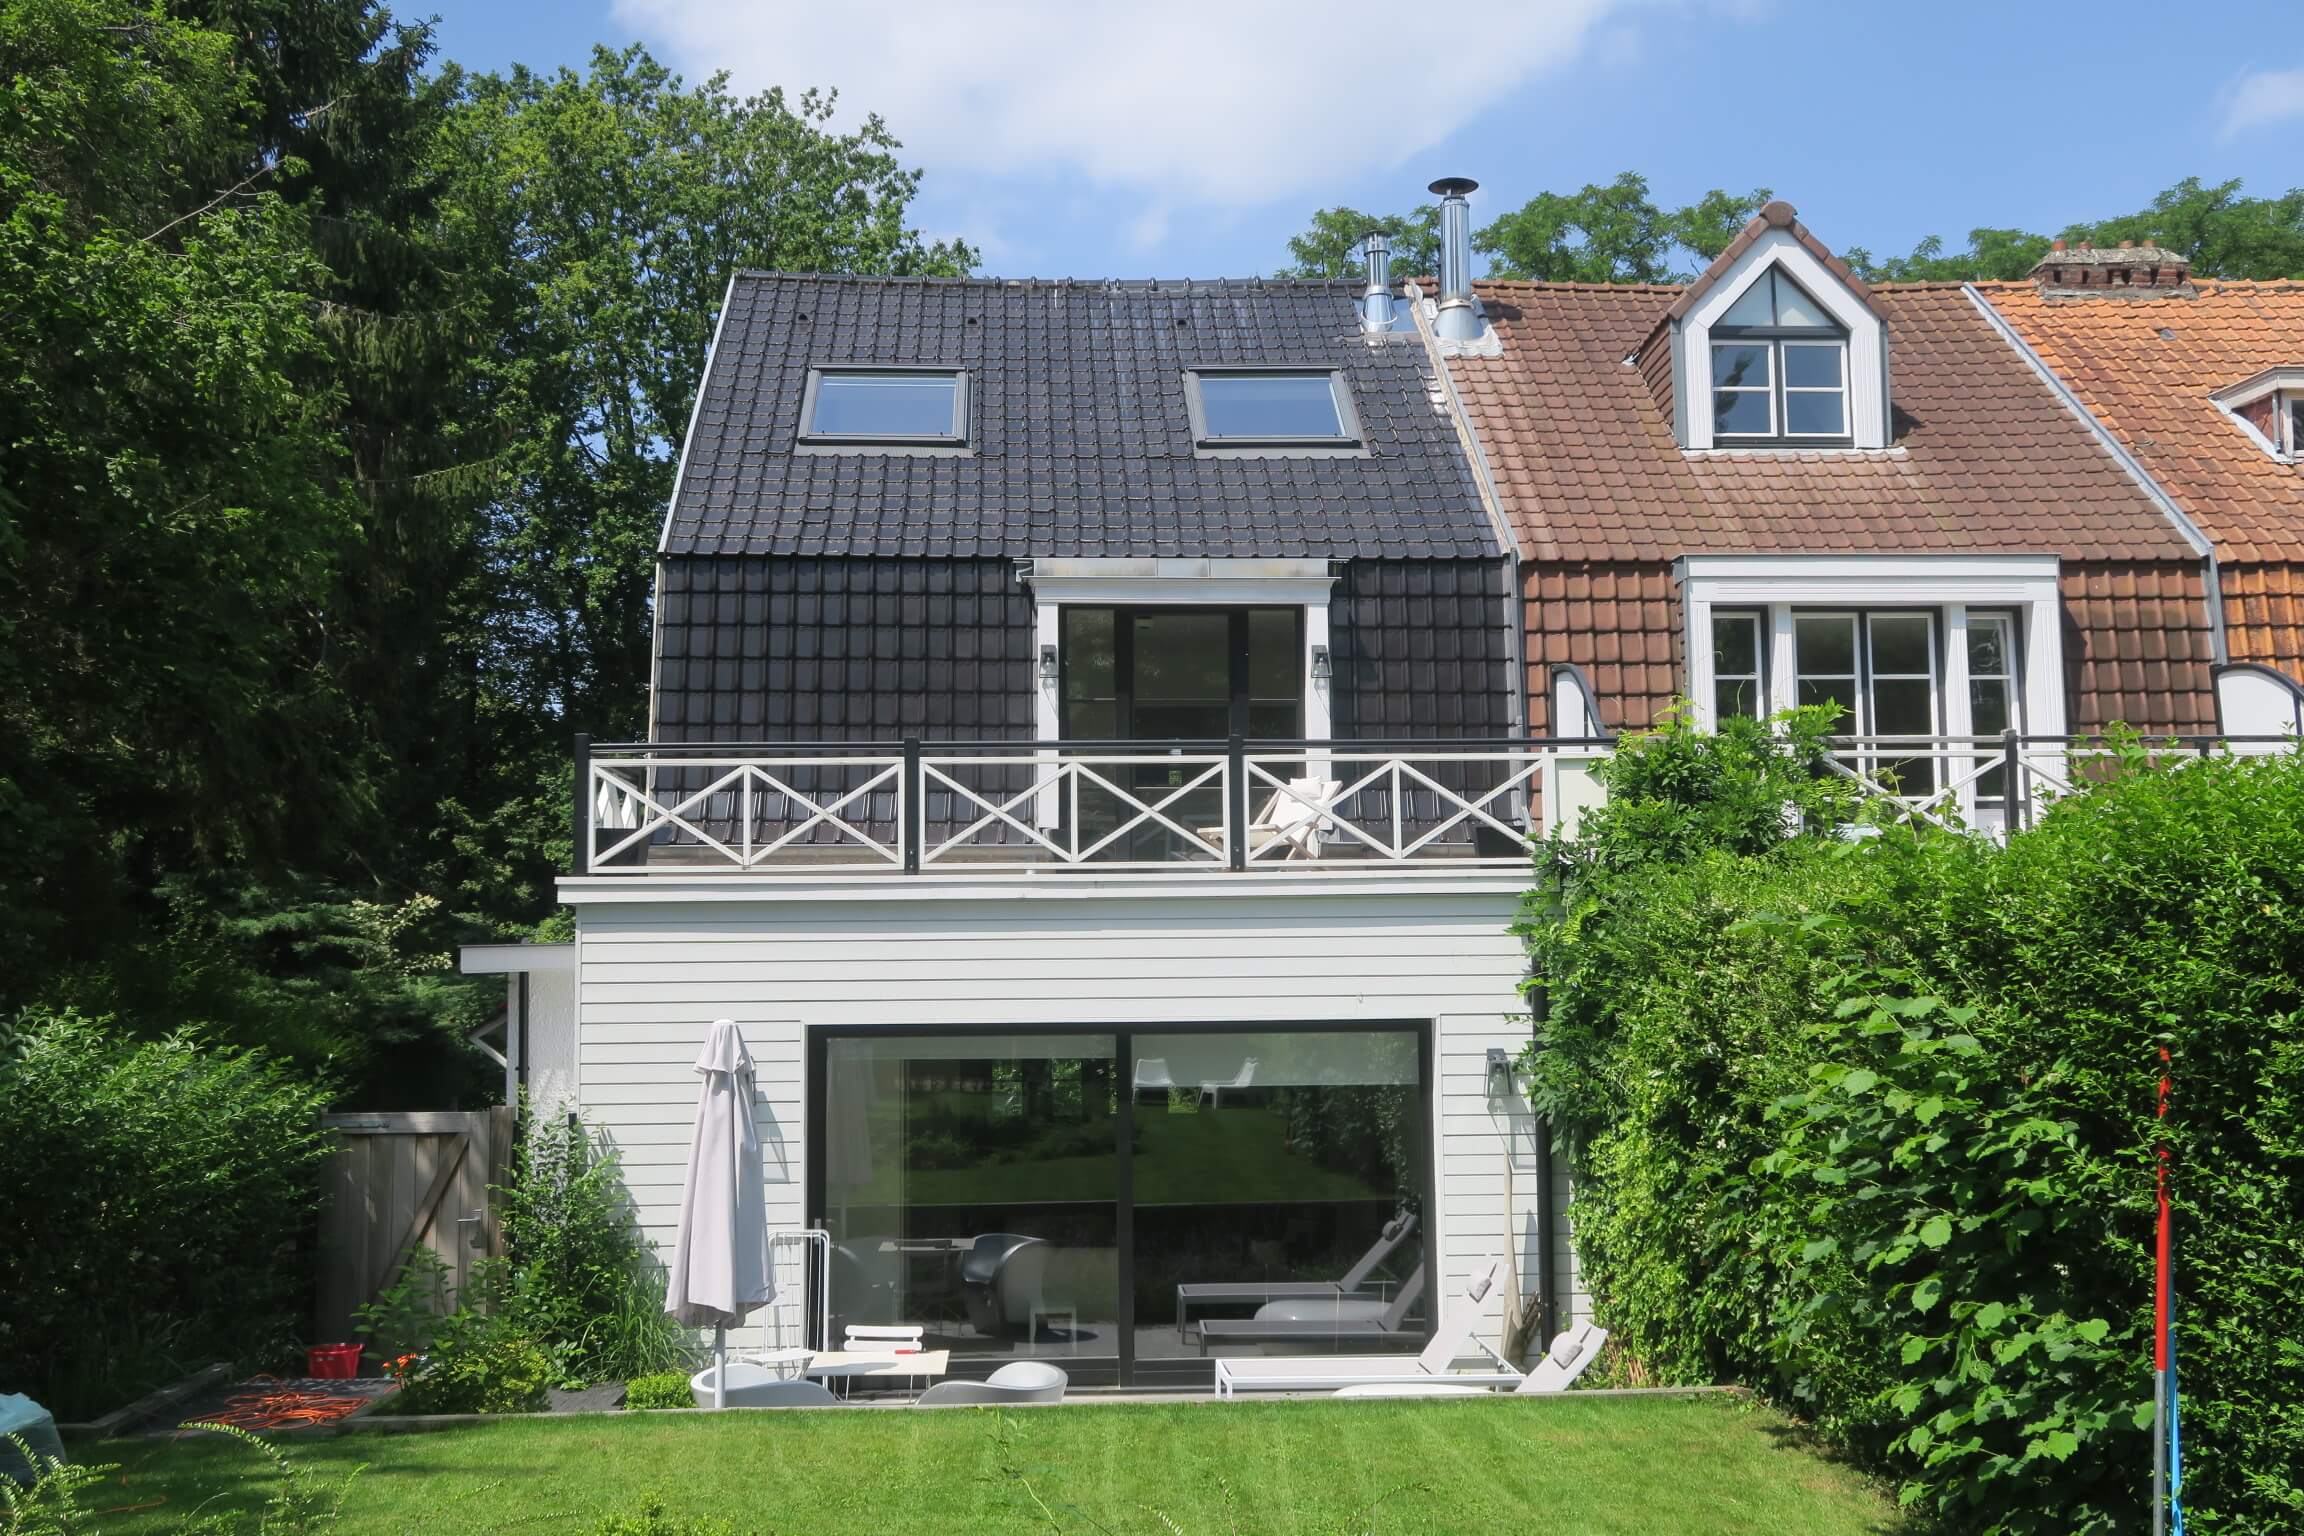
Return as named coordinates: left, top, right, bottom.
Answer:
left=1485, top=1047, right=1513, bottom=1088
left=1038, top=643, right=1060, bottom=681
left=1309, top=643, right=1332, bottom=679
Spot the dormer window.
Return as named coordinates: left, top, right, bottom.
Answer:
left=799, top=367, right=969, bottom=447
left=1709, top=270, right=1849, bottom=443
left=1184, top=368, right=1363, bottom=453
left=2209, top=367, right=2304, bottom=463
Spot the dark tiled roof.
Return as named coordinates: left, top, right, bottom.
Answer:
left=1453, top=280, right=2200, bottom=564
left=662, top=274, right=1499, bottom=560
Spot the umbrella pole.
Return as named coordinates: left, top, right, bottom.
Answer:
left=715, top=1324, right=727, bottom=1412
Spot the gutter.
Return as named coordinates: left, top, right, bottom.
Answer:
left=1406, top=280, right=1531, bottom=736
left=1963, top=284, right=2229, bottom=666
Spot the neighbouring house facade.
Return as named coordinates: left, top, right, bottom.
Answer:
left=465, top=185, right=2279, bottom=1390
left=1428, top=197, right=2224, bottom=829
left=1977, top=249, right=2304, bottom=735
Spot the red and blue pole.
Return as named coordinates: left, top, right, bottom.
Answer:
left=2152, top=1045, right=2182, bottom=1535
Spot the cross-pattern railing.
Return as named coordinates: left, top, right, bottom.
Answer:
left=570, top=731, right=2299, bottom=875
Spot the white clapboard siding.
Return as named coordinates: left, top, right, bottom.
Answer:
left=571, top=887, right=1586, bottom=1356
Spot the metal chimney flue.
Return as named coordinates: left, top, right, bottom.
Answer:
left=1429, top=177, right=1481, bottom=341
left=1359, top=231, right=1394, bottom=332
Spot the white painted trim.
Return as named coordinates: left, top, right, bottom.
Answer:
left=460, top=943, right=575, bottom=975
left=1680, top=231, right=1889, bottom=450
left=1677, top=555, right=2067, bottom=740
left=657, top=274, right=739, bottom=556
left=559, top=869, right=1531, bottom=906
left=2208, top=365, right=2304, bottom=412
left=1021, top=558, right=1339, bottom=609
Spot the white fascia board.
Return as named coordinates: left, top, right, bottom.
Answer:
left=1682, top=230, right=1889, bottom=449
left=2208, top=366, right=2304, bottom=410
left=1022, top=558, right=1339, bottom=607
left=1679, top=553, right=2061, bottom=605
left=656, top=273, right=739, bottom=556
left=557, top=869, right=1530, bottom=907
left=460, top=942, right=575, bottom=975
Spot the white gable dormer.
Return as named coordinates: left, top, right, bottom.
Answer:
left=1668, top=205, right=1891, bottom=451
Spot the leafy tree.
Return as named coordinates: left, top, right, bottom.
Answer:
left=1843, top=227, right=2051, bottom=283
left=2064, top=175, right=2304, bottom=279
left=1274, top=205, right=1440, bottom=280
left=1474, top=172, right=1770, bottom=283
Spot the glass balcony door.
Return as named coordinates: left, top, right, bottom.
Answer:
left=1060, top=606, right=1302, bottom=858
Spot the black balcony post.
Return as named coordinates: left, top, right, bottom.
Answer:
left=572, top=733, right=592, bottom=875
left=2001, top=728, right=2022, bottom=831
left=902, top=737, right=923, bottom=873
left=1227, top=734, right=1248, bottom=871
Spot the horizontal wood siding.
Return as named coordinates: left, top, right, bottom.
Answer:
left=572, top=890, right=1584, bottom=1358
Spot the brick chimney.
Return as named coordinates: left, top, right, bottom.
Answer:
left=2030, top=238, right=2192, bottom=296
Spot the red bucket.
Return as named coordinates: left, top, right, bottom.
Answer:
left=306, top=1343, right=364, bottom=1379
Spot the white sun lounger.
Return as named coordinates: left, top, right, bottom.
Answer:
left=1174, top=1213, right=1417, bottom=1338
left=1211, top=1262, right=1517, bottom=1398
left=1330, top=1322, right=1609, bottom=1398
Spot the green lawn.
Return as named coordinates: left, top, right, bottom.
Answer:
left=80, top=1395, right=1907, bottom=1535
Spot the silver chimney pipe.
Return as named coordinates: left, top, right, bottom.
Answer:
left=1358, top=231, right=1394, bottom=332
left=1429, top=176, right=1481, bottom=341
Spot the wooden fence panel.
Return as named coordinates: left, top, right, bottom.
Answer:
left=314, top=1108, right=515, bottom=1347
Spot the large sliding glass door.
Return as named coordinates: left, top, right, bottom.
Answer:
left=811, top=1023, right=1429, bottom=1386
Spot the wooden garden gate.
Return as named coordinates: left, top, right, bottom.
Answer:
left=314, top=1108, right=515, bottom=1346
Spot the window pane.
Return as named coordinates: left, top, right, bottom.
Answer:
left=1872, top=678, right=1935, bottom=736
left=1797, top=677, right=1858, bottom=726
left=1063, top=609, right=1115, bottom=701
left=1133, top=1031, right=1425, bottom=1357
left=1795, top=614, right=1856, bottom=676
left=1783, top=391, right=1845, bottom=436
left=1133, top=614, right=1229, bottom=704
left=810, top=373, right=959, bottom=437
left=1713, top=389, right=1773, bottom=436
left=1710, top=343, right=1772, bottom=390
left=1869, top=614, right=1934, bottom=676
left=2290, top=397, right=2303, bottom=454
left=1247, top=703, right=1299, bottom=739
left=1970, top=680, right=2011, bottom=737
left=1771, top=278, right=1833, bottom=328
left=1966, top=616, right=2011, bottom=678
left=1247, top=609, right=1299, bottom=700
left=822, top=1035, right=1119, bottom=1365
left=1712, top=613, right=1759, bottom=677
left=1782, top=343, right=1844, bottom=389
left=1720, top=275, right=1776, bottom=328
left=1715, top=679, right=1758, bottom=721
left=1196, top=374, right=1346, bottom=439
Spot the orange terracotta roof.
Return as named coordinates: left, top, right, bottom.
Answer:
left=1455, top=280, right=2197, bottom=565
left=1976, top=282, right=2304, bottom=567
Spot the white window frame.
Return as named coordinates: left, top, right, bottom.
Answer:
left=1019, top=558, right=1339, bottom=827
left=1682, top=556, right=2066, bottom=823
left=1675, top=231, right=1889, bottom=451
left=1779, top=339, right=1852, bottom=440
left=2209, top=367, right=2304, bottom=464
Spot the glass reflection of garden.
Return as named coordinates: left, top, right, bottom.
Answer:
left=818, top=1031, right=1425, bottom=1373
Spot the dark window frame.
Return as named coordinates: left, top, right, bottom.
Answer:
left=1182, top=366, right=1364, bottom=453
left=1060, top=605, right=1304, bottom=741
left=797, top=365, right=971, bottom=448
left=803, top=1016, right=1435, bottom=1390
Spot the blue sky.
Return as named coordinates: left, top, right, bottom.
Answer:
left=423, top=0, right=2304, bottom=280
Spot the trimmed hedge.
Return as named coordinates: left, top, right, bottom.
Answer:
left=0, top=1013, right=335, bottom=1418
left=1527, top=730, right=2304, bottom=1534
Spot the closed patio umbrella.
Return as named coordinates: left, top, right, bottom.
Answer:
left=665, top=1018, right=775, bottom=1409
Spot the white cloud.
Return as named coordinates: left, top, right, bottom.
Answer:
left=612, top=0, right=1637, bottom=209
left=2220, top=65, right=2304, bottom=137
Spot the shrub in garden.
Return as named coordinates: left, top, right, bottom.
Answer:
left=623, top=1371, right=695, bottom=1410
left=0, top=1013, right=334, bottom=1419
left=1525, top=718, right=2304, bottom=1534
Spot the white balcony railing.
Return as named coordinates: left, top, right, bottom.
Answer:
left=571, top=732, right=2299, bottom=876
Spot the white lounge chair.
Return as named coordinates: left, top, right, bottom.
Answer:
left=688, top=1364, right=843, bottom=1408
left=1211, top=1263, right=1520, bottom=1397
left=1175, top=1213, right=1417, bottom=1337
left=1196, top=1265, right=1426, bottom=1352
left=1330, top=1322, right=1609, bottom=1398
left=913, top=1360, right=1068, bottom=1406
left=1195, top=777, right=1345, bottom=860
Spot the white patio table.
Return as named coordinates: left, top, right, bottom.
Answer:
left=802, top=1349, right=951, bottom=1398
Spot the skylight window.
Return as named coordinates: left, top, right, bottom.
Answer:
left=1184, top=369, right=1361, bottom=450
left=800, top=368, right=968, bottom=446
